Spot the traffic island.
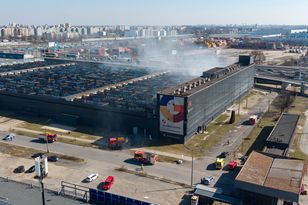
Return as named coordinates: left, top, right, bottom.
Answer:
left=115, top=165, right=190, bottom=188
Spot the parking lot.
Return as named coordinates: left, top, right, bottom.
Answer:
left=0, top=151, right=190, bottom=205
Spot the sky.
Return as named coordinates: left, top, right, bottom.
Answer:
left=1, top=0, right=308, bottom=25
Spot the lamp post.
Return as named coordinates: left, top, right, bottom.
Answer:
left=184, top=145, right=194, bottom=187
left=39, top=164, right=46, bottom=205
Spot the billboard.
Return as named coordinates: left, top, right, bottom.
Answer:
left=159, top=95, right=184, bottom=135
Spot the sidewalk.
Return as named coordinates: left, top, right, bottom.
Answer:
left=300, top=111, right=308, bottom=155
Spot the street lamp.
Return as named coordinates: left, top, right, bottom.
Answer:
left=45, top=130, right=49, bottom=153
left=184, top=145, right=194, bottom=187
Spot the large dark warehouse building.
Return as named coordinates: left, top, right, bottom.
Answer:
left=0, top=55, right=254, bottom=142
left=158, top=56, right=255, bottom=142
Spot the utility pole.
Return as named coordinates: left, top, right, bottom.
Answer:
left=39, top=172, right=46, bottom=205
left=191, top=150, right=194, bottom=187
left=37, top=158, right=46, bottom=205
left=184, top=145, right=194, bottom=187
left=238, top=96, right=241, bottom=116
left=45, top=133, right=49, bottom=153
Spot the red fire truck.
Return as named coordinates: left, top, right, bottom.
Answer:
left=108, top=137, right=127, bottom=150
left=39, top=133, right=57, bottom=143
left=133, top=150, right=158, bottom=165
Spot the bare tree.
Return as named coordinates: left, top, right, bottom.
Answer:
left=251, top=50, right=266, bottom=64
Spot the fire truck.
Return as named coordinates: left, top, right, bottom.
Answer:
left=39, top=133, right=57, bottom=143
left=133, top=150, right=158, bottom=165
left=108, top=137, right=127, bottom=150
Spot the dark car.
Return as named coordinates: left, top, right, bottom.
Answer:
left=47, top=155, right=59, bottom=162
left=26, top=165, right=35, bottom=173
left=3, top=133, right=15, bottom=141
left=14, top=165, right=25, bottom=173
left=31, top=153, right=45, bottom=159
left=218, top=151, right=229, bottom=158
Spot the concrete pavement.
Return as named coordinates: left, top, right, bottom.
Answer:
left=0, top=91, right=278, bottom=190
left=1, top=133, right=208, bottom=186
left=0, top=177, right=88, bottom=205
left=300, top=111, right=308, bottom=155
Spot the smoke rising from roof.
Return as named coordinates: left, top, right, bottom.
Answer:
left=136, top=38, right=237, bottom=78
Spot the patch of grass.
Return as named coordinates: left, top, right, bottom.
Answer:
left=57, top=137, right=97, bottom=148
left=0, top=141, right=84, bottom=163
left=289, top=96, right=308, bottom=161
left=158, top=155, right=181, bottom=163
left=12, top=129, right=39, bottom=138
left=12, top=129, right=96, bottom=148
left=19, top=122, right=100, bottom=141
left=236, top=96, right=282, bottom=156
left=115, top=166, right=190, bottom=187
left=237, top=112, right=279, bottom=155
left=149, top=113, right=241, bottom=158
left=237, top=95, right=308, bottom=159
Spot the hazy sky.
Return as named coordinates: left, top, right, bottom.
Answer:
left=1, top=0, right=308, bottom=25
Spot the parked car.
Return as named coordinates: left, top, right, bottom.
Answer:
left=228, top=160, right=238, bottom=170
left=176, top=159, right=183, bottom=164
left=240, top=156, right=248, bottom=165
left=103, top=176, right=114, bottom=190
left=3, top=133, right=15, bottom=141
left=218, top=151, right=229, bottom=158
left=31, top=153, right=45, bottom=159
left=201, top=176, right=215, bottom=185
left=14, top=165, right=25, bottom=173
left=47, top=155, right=59, bottom=162
left=85, top=173, right=99, bottom=182
left=26, top=165, right=35, bottom=173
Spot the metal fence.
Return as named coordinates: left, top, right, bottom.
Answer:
left=59, top=181, right=89, bottom=202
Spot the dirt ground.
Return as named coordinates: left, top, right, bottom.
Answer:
left=220, top=48, right=301, bottom=65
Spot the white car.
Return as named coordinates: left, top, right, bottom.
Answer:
left=3, top=133, right=15, bottom=141
left=202, top=176, right=215, bottom=185
left=85, top=173, right=98, bottom=182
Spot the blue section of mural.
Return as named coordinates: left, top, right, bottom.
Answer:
left=89, top=188, right=154, bottom=205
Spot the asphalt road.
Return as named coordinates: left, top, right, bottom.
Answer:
left=1, top=133, right=206, bottom=186
left=206, top=91, right=277, bottom=158
left=0, top=91, right=277, bottom=190
left=0, top=178, right=88, bottom=205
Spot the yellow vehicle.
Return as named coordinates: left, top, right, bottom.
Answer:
left=216, top=158, right=225, bottom=169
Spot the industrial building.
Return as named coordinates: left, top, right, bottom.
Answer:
left=0, top=55, right=255, bottom=141
left=158, top=55, right=255, bottom=142
left=263, top=113, right=300, bottom=156
left=235, top=151, right=306, bottom=205
left=0, top=52, right=33, bottom=59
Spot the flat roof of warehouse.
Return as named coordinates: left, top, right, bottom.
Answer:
left=159, top=63, right=253, bottom=97
left=266, top=113, right=299, bottom=145
left=235, top=151, right=306, bottom=202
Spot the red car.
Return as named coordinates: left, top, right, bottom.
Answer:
left=103, top=176, right=114, bottom=190
left=228, top=160, right=237, bottom=170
